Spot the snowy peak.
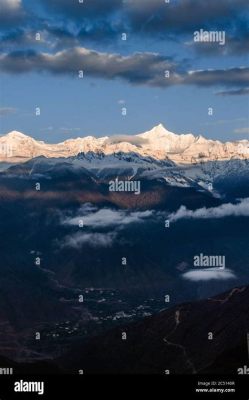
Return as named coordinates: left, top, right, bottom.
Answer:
left=138, top=124, right=197, bottom=155
left=5, top=130, right=34, bottom=140
left=138, top=123, right=177, bottom=139
left=146, top=123, right=170, bottom=135
left=138, top=123, right=195, bottom=142
left=0, top=125, right=249, bottom=164
left=6, top=130, right=26, bottom=137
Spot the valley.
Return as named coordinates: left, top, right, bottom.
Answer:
left=0, top=124, right=248, bottom=373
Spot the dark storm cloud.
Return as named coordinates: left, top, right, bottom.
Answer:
left=0, top=47, right=179, bottom=86
left=41, top=0, right=123, bottom=19
left=0, top=47, right=248, bottom=93
left=125, top=0, right=249, bottom=55
left=184, top=68, right=249, bottom=88
left=0, top=0, right=123, bottom=40
left=6, top=0, right=239, bottom=55
left=0, top=23, right=118, bottom=52
left=38, top=0, right=125, bottom=44
left=39, top=0, right=248, bottom=32
left=1, top=0, right=248, bottom=56
left=126, top=0, right=249, bottom=33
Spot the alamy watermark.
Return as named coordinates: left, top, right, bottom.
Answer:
left=14, top=380, right=44, bottom=395
left=0, top=367, right=13, bottom=375
left=237, top=365, right=249, bottom=374
left=193, top=253, right=225, bottom=269
left=109, top=178, right=141, bottom=195
left=0, top=143, right=13, bottom=158
left=194, top=29, right=226, bottom=46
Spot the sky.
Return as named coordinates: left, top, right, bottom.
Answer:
left=0, top=0, right=248, bottom=143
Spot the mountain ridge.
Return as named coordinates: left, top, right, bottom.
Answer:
left=1, top=124, right=249, bottom=164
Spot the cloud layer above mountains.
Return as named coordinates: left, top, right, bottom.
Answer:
left=9, top=0, right=247, bottom=52
left=0, top=47, right=248, bottom=91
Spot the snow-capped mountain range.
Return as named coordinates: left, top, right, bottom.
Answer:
left=1, top=124, right=249, bottom=199
left=0, top=124, right=249, bottom=164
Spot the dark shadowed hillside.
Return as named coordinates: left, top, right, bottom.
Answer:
left=60, top=285, right=249, bottom=374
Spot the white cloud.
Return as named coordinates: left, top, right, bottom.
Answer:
left=60, top=205, right=154, bottom=249
left=62, top=232, right=116, bottom=249
left=63, top=206, right=153, bottom=228
left=105, top=135, right=148, bottom=146
left=182, top=269, right=236, bottom=282
left=0, top=107, right=16, bottom=116
left=169, top=198, right=249, bottom=222
left=0, top=47, right=178, bottom=87
left=234, top=127, right=249, bottom=134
